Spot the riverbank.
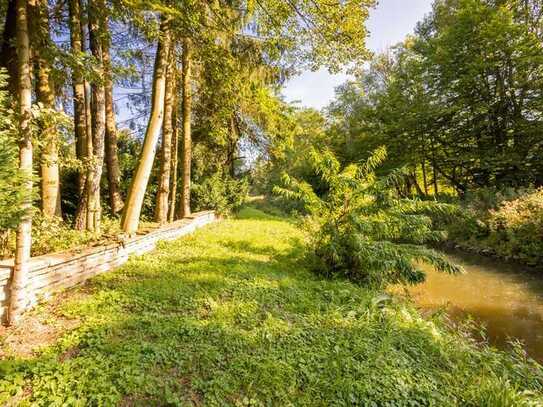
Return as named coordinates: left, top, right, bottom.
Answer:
left=1, top=207, right=542, bottom=405
left=445, top=188, right=543, bottom=269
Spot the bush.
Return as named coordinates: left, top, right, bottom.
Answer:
left=192, top=172, right=249, bottom=216
left=30, top=214, right=121, bottom=256
left=274, top=147, right=461, bottom=288
left=2, top=213, right=123, bottom=258
left=446, top=188, right=543, bottom=266
left=484, top=189, right=543, bottom=265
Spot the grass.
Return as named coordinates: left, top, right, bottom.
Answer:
left=1, top=207, right=542, bottom=405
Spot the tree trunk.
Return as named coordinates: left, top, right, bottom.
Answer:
left=74, top=1, right=92, bottom=230
left=121, top=20, right=171, bottom=234
left=155, top=43, right=175, bottom=224
left=228, top=115, right=239, bottom=178
left=8, top=0, right=33, bottom=325
left=432, top=161, right=439, bottom=196
left=410, top=171, right=424, bottom=197
left=168, top=74, right=180, bottom=223
left=421, top=160, right=429, bottom=196
left=74, top=79, right=94, bottom=229
left=32, top=0, right=61, bottom=218
left=86, top=0, right=106, bottom=232
left=103, top=15, right=123, bottom=215
left=179, top=38, right=192, bottom=219
left=69, top=0, right=87, bottom=198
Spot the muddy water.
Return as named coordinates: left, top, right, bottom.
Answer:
left=400, top=251, right=543, bottom=361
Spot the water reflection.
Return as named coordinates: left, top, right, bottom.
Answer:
left=396, top=251, right=543, bottom=361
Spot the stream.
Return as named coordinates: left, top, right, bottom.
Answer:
left=400, top=250, right=543, bottom=362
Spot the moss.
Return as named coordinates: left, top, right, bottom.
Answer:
left=0, top=207, right=542, bottom=405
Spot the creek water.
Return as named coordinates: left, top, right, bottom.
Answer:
left=399, top=250, right=543, bottom=362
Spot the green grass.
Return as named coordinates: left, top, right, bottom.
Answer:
left=1, top=207, right=542, bottom=406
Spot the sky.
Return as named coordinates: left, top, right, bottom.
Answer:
left=282, top=0, right=434, bottom=110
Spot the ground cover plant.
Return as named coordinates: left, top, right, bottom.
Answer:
left=1, top=207, right=542, bottom=405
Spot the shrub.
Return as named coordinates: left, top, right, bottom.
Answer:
left=1, top=214, right=123, bottom=258
left=274, top=147, right=461, bottom=288
left=192, top=172, right=249, bottom=216
left=30, top=214, right=121, bottom=256
left=446, top=188, right=543, bottom=266
left=485, top=188, right=543, bottom=265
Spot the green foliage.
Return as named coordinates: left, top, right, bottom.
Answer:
left=327, top=0, right=543, bottom=195
left=192, top=172, right=249, bottom=216
left=251, top=107, right=331, bottom=213
left=30, top=214, right=122, bottom=257
left=2, top=213, right=125, bottom=258
left=449, top=188, right=543, bottom=266
left=0, top=209, right=541, bottom=405
left=0, top=72, right=28, bottom=233
left=274, top=147, right=461, bottom=287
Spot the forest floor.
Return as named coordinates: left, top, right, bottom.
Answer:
left=0, top=206, right=542, bottom=405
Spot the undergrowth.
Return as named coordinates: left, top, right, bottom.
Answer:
left=0, top=207, right=541, bottom=405
left=447, top=188, right=543, bottom=267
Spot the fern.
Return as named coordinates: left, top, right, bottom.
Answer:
left=274, top=146, right=462, bottom=287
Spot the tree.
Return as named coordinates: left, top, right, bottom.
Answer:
left=179, top=37, right=192, bottom=218
left=168, top=74, right=180, bottom=222
left=103, top=12, right=124, bottom=215
left=82, top=0, right=107, bottom=232
left=68, top=0, right=87, bottom=201
left=30, top=0, right=61, bottom=218
left=121, top=18, right=171, bottom=234
left=9, top=0, right=33, bottom=325
left=325, top=0, right=543, bottom=196
left=155, top=42, right=176, bottom=224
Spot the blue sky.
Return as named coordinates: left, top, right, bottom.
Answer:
left=282, top=0, right=434, bottom=110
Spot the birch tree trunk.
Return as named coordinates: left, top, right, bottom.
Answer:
left=179, top=38, right=192, bottom=219
left=103, top=15, right=123, bottom=215
left=121, top=20, right=171, bottom=234
left=32, top=0, right=61, bottom=218
left=86, top=0, right=106, bottom=232
left=8, top=0, right=33, bottom=325
left=155, top=43, right=175, bottom=224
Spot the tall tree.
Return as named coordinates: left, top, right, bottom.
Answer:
left=103, top=13, right=123, bottom=215
left=155, top=43, right=175, bottom=224
left=168, top=74, right=180, bottom=223
left=85, top=0, right=106, bottom=231
left=8, top=0, right=33, bottom=325
left=68, top=0, right=87, bottom=198
left=121, top=19, right=171, bottom=234
left=31, top=0, right=61, bottom=218
left=179, top=37, right=192, bottom=218
left=74, top=0, right=93, bottom=230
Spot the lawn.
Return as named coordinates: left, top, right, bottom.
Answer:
left=1, top=207, right=542, bottom=406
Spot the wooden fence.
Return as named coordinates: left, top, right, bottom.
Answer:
left=0, top=211, right=215, bottom=323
